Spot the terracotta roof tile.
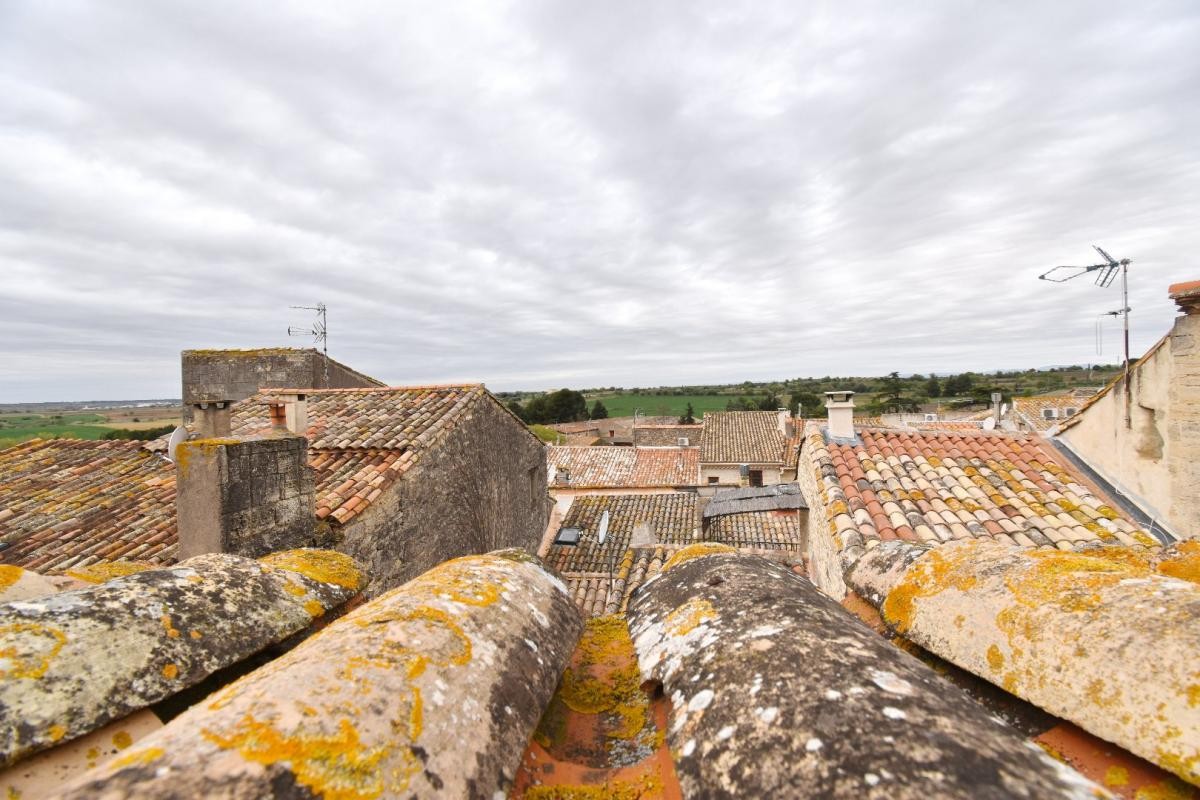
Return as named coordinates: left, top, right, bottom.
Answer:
left=547, top=446, right=698, bottom=488
left=546, top=494, right=698, bottom=574
left=803, top=423, right=1158, bottom=554
left=632, top=424, right=702, bottom=447
left=1013, top=396, right=1090, bottom=432
left=700, top=411, right=787, bottom=464
left=1, top=385, right=500, bottom=573
left=705, top=510, right=802, bottom=550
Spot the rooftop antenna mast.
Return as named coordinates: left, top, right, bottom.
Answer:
left=1038, top=246, right=1131, bottom=428
left=288, top=303, right=329, bottom=388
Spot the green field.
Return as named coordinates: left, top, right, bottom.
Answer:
left=585, top=394, right=733, bottom=419
left=0, top=411, right=180, bottom=451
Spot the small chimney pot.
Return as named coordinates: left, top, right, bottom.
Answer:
left=825, top=390, right=856, bottom=439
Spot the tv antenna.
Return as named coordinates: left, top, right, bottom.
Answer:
left=288, top=303, right=329, bottom=388
left=1038, top=246, right=1131, bottom=428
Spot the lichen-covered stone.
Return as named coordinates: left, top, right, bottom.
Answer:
left=54, top=549, right=582, bottom=800
left=0, top=549, right=366, bottom=767
left=875, top=539, right=1200, bottom=787
left=628, top=550, right=1107, bottom=799
left=844, top=539, right=931, bottom=606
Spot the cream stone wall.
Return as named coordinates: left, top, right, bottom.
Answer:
left=793, top=439, right=847, bottom=599
left=698, top=464, right=782, bottom=489
left=1058, top=312, right=1197, bottom=538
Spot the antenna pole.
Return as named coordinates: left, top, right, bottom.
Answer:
left=1122, top=262, right=1131, bottom=429
left=320, top=303, right=329, bottom=389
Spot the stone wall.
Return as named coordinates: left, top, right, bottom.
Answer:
left=1059, top=284, right=1200, bottom=538
left=181, top=348, right=382, bottom=420
left=176, top=434, right=315, bottom=559
left=338, top=396, right=552, bottom=595
left=794, top=430, right=848, bottom=598
left=699, top=464, right=782, bottom=489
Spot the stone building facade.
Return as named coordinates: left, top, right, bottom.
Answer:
left=1057, top=279, right=1200, bottom=539
left=325, top=390, right=552, bottom=593
left=181, top=348, right=383, bottom=421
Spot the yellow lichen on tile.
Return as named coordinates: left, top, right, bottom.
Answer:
left=64, top=562, right=153, bottom=584
left=112, top=730, right=133, bottom=750
left=881, top=545, right=979, bottom=634
left=259, top=550, right=366, bottom=591
left=662, top=543, right=735, bottom=572
left=202, top=715, right=400, bottom=800
left=0, top=565, right=24, bottom=592
left=107, top=746, right=165, bottom=771
left=664, top=598, right=716, bottom=638
left=0, top=622, right=67, bottom=679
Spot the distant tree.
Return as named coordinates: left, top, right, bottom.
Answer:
left=524, top=395, right=550, bottom=424
left=789, top=391, right=823, bottom=418
left=507, top=400, right=527, bottom=421
left=757, top=392, right=781, bottom=411
left=924, top=376, right=941, bottom=398
left=590, top=400, right=609, bottom=420
left=545, top=389, right=588, bottom=423
left=679, top=403, right=696, bottom=425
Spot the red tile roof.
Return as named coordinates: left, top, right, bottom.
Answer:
left=804, top=424, right=1157, bottom=552
left=700, top=411, right=787, bottom=464
left=1, top=385, right=506, bottom=572
left=0, top=440, right=177, bottom=571
left=547, top=446, right=698, bottom=488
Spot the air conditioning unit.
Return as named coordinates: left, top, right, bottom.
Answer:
left=924, top=413, right=937, bottom=422
left=677, top=437, right=690, bottom=446
left=1042, top=408, right=1059, bottom=420
left=1064, top=408, right=1077, bottom=417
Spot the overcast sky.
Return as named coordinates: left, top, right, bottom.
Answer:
left=2, top=2, right=1198, bottom=401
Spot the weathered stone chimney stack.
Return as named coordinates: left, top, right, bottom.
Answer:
left=825, top=391, right=856, bottom=440
left=777, top=407, right=794, bottom=437
left=175, top=427, right=315, bottom=560
left=190, top=400, right=232, bottom=438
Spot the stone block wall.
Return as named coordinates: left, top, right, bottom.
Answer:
left=181, top=348, right=382, bottom=420
left=338, top=397, right=551, bottom=595
left=1168, top=310, right=1200, bottom=537
left=176, top=434, right=315, bottom=558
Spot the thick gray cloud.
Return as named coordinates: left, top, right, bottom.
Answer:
left=1, top=1, right=1197, bottom=401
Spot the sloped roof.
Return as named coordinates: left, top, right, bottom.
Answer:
left=805, top=424, right=1158, bottom=551
left=545, top=494, right=698, bottom=574
left=547, top=446, right=698, bottom=488
left=703, top=483, right=807, bottom=517
left=233, top=385, right=484, bottom=450
left=0, top=440, right=177, bottom=570
left=700, top=411, right=786, bottom=464
left=1013, top=396, right=1085, bottom=433
left=0, top=385, right=502, bottom=572
left=705, top=511, right=802, bottom=551
left=632, top=424, right=702, bottom=447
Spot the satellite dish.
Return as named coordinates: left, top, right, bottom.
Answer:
left=597, top=510, right=610, bottom=545
left=982, top=417, right=997, bottom=431
left=166, top=425, right=188, bottom=463
left=1001, top=403, right=1009, bottom=417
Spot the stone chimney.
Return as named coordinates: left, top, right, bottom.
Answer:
left=777, top=407, right=794, bottom=437
left=175, top=432, right=315, bottom=560
left=825, top=391, right=856, bottom=440
left=190, top=400, right=232, bottom=438
left=264, top=393, right=309, bottom=436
